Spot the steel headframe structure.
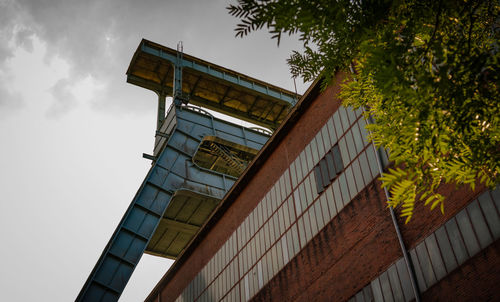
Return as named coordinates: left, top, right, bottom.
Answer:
left=77, top=39, right=298, bottom=302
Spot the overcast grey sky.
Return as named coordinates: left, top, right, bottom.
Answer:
left=0, top=0, right=309, bottom=301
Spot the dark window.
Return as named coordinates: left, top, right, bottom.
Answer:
left=325, top=151, right=337, bottom=180
left=332, top=145, right=344, bottom=173
left=319, top=159, right=330, bottom=188
left=313, top=143, right=344, bottom=194
left=314, top=166, right=324, bottom=193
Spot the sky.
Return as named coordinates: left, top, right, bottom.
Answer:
left=0, top=1, right=309, bottom=301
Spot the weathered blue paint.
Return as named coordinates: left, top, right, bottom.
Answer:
left=140, top=42, right=297, bottom=106
left=77, top=105, right=269, bottom=302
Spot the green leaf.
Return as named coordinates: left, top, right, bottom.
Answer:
left=229, top=0, right=500, bottom=223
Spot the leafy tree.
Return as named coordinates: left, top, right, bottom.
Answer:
left=228, top=0, right=499, bottom=222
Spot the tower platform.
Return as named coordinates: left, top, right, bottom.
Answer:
left=127, top=39, right=298, bottom=130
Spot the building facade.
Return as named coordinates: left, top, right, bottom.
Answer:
left=145, top=73, right=500, bottom=302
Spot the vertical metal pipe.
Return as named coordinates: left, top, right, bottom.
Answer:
left=348, top=63, right=421, bottom=300
left=365, top=111, right=422, bottom=302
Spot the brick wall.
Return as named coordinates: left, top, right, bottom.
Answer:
left=251, top=179, right=491, bottom=301
left=422, top=238, right=500, bottom=301
left=152, top=74, right=345, bottom=302
left=149, top=71, right=497, bottom=302
left=251, top=181, right=399, bottom=302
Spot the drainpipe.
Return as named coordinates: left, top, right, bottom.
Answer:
left=350, top=63, right=421, bottom=301
left=366, top=121, right=422, bottom=302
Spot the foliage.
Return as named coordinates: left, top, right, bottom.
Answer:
left=228, top=0, right=500, bottom=222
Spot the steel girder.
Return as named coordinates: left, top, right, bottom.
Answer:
left=77, top=105, right=269, bottom=302
left=126, top=39, right=299, bottom=129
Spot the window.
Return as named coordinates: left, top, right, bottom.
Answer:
left=313, top=143, right=344, bottom=194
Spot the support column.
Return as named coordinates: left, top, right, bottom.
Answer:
left=156, top=91, right=166, bottom=131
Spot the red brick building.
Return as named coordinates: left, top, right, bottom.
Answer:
left=144, top=73, right=500, bottom=302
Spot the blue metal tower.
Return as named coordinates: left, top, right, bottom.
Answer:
left=76, top=39, right=298, bottom=302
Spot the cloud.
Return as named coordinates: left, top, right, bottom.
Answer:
left=1, top=0, right=305, bottom=118
left=46, top=78, right=77, bottom=118
left=0, top=81, right=23, bottom=117
left=0, top=0, right=26, bottom=117
left=13, top=28, right=35, bottom=52
left=0, top=1, right=23, bottom=64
